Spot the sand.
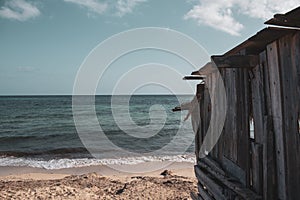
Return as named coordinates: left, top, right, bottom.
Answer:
left=0, top=162, right=197, bottom=199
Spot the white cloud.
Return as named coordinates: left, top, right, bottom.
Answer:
left=64, top=0, right=147, bottom=17
left=0, top=0, right=40, bottom=21
left=64, top=0, right=108, bottom=15
left=184, top=0, right=243, bottom=36
left=184, top=0, right=299, bottom=36
left=116, top=0, right=147, bottom=17
left=236, top=0, right=299, bottom=20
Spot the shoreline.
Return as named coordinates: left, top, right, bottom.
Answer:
left=0, top=161, right=195, bottom=180
left=0, top=161, right=197, bottom=199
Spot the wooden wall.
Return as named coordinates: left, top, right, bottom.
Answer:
left=192, top=32, right=300, bottom=200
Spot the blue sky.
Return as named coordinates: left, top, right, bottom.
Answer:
left=0, top=0, right=298, bottom=95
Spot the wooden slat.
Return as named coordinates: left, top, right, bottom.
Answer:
left=259, top=51, right=277, bottom=199
left=263, top=115, right=277, bottom=199
left=190, top=192, right=201, bottom=200
left=250, top=63, right=266, bottom=143
left=222, top=155, right=246, bottom=186
left=278, top=33, right=300, bottom=199
left=237, top=68, right=251, bottom=186
left=267, top=41, right=287, bottom=200
left=222, top=68, right=237, bottom=162
left=197, top=183, right=214, bottom=200
left=194, top=166, right=226, bottom=200
left=199, top=157, right=226, bottom=176
left=196, top=159, right=261, bottom=199
left=251, top=142, right=263, bottom=194
left=211, top=55, right=259, bottom=68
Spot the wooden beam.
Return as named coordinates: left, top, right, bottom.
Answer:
left=211, top=55, right=259, bottom=68
left=196, top=159, right=261, bottom=199
left=183, top=75, right=206, bottom=80
left=197, top=183, right=214, bottom=200
left=196, top=62, right=218, bottom=75
left=194, top=166, right=227, bottom=200
left=265, top=14, right=300, bottom=28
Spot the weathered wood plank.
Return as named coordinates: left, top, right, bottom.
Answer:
left=191, top=192, right=201, bottom=200
left=260, top=51, right=277, bottom=200
left=266, top=41, right=287, bottom=200
left=278, top=33, right=300, bottom=199
left=197, top=159, right=261, bottom=199
left=199, top=157, right=226, bottom=176
left=194, top=166, right=226, bottom=200
left=193, top=62, right=217, bottom=75
left=251, top=142, right=263, bottom=195
left=260, top=51, right=272, bottom=116
left=222, top=68, right=238, bottom=162
left=211, top=55, right=259, bottom=68
left=263, top=115, right=277, bottom=200
left=197, top=183, right=214, bottom=200
left=250, top=61, right=266, bottom=143
left=222, top=155, right=246, bottom=186
left=238, top=68, right=251, bottom=186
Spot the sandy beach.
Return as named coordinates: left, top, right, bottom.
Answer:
left=0, top=161, right=197, bottom=199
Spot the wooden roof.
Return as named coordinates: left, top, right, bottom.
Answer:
left=223, top=27, right=297, bottom=56
left=265, top=6, right=300, bottom=28
left=191, top=7, right=300, bottom=74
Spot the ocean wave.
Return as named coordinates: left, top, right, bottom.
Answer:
left=0, top=154, right=196, bottom=170
left=0, top=147, right=90, bottom=158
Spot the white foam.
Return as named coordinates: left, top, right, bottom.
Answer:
left=0, top=154, right=195, bottom=170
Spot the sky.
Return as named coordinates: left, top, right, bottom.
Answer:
left=0, top=0, right=299, bottom=95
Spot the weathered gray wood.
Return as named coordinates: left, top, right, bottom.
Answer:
left=251, top=142, right=263, bottom=195
left=263, top=115, right=277, bottom=200
left=222, top=155, right=246, bottom=186
left=200, top=157, right=226, bottom=176
left=194, top=166, right=226, bottom=200
left=278, top=33, right=300, bottom=199
left=197, top=158, right=261, bottom=199
left=197, top=183, right=214, bottom=200
left=260, top=51, right=273, bottom=116
left=250, top=61, right=266, bottom=143
left=266, top=41, right=287, bottom=200
left=237, top=68, right=251, bottom=186
left=265, top=13, right=300, bottom=28
left=194, top=62, right=217, bottom=75
left=191, top=192, right=201, bottom=200
left=211, top=55, right=259, bottom=68
left=222, top=68, right=238, bottom=162
left=193, top=15, right=300, bottom=200
left=260, top=51, right=278, bottom=200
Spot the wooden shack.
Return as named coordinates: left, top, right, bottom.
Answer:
left=188, top=7, right=300, bottom=200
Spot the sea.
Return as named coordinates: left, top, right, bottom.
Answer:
left=0, top=95, right=196, bottom=170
